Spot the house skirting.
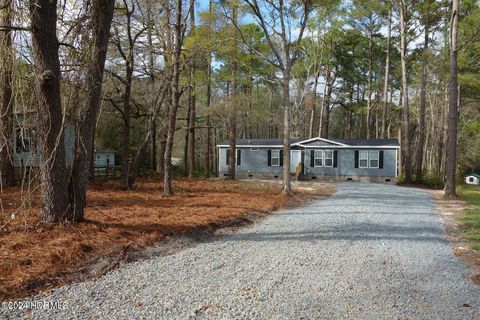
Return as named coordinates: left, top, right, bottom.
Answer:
left=219, top=171, right=396, bottom=184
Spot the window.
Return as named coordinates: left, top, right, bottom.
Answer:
left=369, top=151, right=379, bottom=168
left=271, top=150, right=280, bottom=166
left=236, top=149, right=241, bottom=166
left=470, top=177, right=475, bottom=183
left=324, top=150, right=333, bottom=167
left=314, top=150, right=323, bottom=167
left=359, top=150, right=368, bottom=168
left=15, top=126, right=36, bottom=154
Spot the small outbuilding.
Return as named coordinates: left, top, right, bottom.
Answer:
left=94, top=150, right=116, bottom=168
left=465, top=173, right=480, bottom=185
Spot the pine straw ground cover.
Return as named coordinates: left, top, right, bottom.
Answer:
left=0, top=179, right=334, bottom=300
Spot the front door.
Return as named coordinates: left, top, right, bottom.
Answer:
left=291, top=150, right=302, bottom=173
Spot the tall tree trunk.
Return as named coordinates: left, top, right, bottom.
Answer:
left=69, top=0, right=115, bottom=221
left=445, top=0, right=459, bottom=197
left=227, top=5, right=237, bottom=180
left=416, top=24, right=429, bottom=182
left=119, top=8, right=136, bottom=189
left=187, top=0, right=196, bottom=178
left=399, top=0, right=412, bottom=183
left=282, top=72, right=292, bottom=195
left=147, top=3, right=157, bottom=171
left=381, top=7, right=391, bottom=139
left=0, top=0, right=15, bottom=187
left=320, top=70, right=334, bottom=138
left=366, top=32, right=373, bottom=139
left=308, top=71, right=320, bottom=139
left=29, top=0, right=71, bottom=222
left=164, top=0, right=183, bottom=196
left=183, top=99, right=190, bottom=175
left=205, top=0, right=213, bottom=177
left=121, top=65, right=133, bottom=188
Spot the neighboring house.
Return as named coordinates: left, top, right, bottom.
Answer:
left=465, top=174, right=480, bottom=185
left=94, top=150, right=116, bottom=168
left=13, top=112, right=75, bottom=167
left=217, top=137, right=400, bottom=183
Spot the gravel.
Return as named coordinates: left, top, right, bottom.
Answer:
left=3, top=182, right=480, bottom=319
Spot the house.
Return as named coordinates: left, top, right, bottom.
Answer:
left=217, top=137, right=400, bottom=183
left=465, top=174, right=480, bottom=185
left=13, top=112, right=75, bottom=167
left=94, top=150, right=116, bottom=168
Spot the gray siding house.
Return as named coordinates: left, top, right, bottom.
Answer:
left=217, top=137, right=400, bottom=183
left=13, top=112, right=75, bottom=167
left=94, top=150, right=116, bottom=168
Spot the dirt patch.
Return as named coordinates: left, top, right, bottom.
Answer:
left=428, top=189, right=480, bottom=286
left=0, top=179, right=335, bottom=300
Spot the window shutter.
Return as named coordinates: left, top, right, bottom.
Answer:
left=267, top=150, right=272, bottom=166
left=379, top=150, right=384, bottom=169
left=354, top=150, right=359, bottom=168
left=237, top=149, right=241, bottom=166
left=333, top=150, right=338, bottom=168
left=279, top=150, right=283, bottom=166
left=226, top=149, right=230, bottom=165
left=310, top=150, right=315, bottom=167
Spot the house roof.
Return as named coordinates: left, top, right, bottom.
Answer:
left=217, top=137, right=400, bottom=148
left=94, top=149, right=116, bottom=153
left=218, top=139, right=303, bottom=146
left=335, top=139, right=399, bottom=146
left=466, top=173, right=480, bottom=178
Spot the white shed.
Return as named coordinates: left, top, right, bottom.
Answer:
left=465, top=174, right=480, bottom=185
left=94, top=150, right=116, bottom=168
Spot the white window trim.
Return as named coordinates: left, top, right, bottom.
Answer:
left=314, top=150, right=323, bottom=167
left=271, top=150, right=280, bottom=167
left=359, top=150, right=369, bottom=168
left=369, top=150, right=379, bottom=169
left=324, top=150, right=334, bottom=167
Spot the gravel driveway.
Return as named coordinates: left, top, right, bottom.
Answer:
left=3, top=182, right=480, bottom=319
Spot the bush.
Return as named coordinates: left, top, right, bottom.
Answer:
left=420, top=173, right=444, bottom=189
left=395, top=172, right=444, bottom=189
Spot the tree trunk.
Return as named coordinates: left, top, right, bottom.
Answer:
left=164, top=0, right=183, bottom=196
left=308, top=71, right=320, bottom=139
left=320, top=70, right=334, bottom=138
left=69, top=0, right=115, bottom=221
left=187, top=0, right=196, bottom=177
left=381, top=7, right=391, bottom=139
left=187, top=61, right=196, bottom=177
left=366, top=32, right=373, bottom=139
left=29, top=0, right=71, bottom=222
left=445, top=0, right=459, bottom=197
left=416, top=24, right=429, bottom=182
left=147, top=3, right=157, bottom=171
left=121, top=65, right=133, bottom=189
left=399, top=1, right=412, bottom=183
left=183, top=98, right=190, bottom=176
left=227, top=5, right=238, bottom=180
left=0, top=0, right=15, bottom=187
left=205, top=0, right=213, bottom=178
left=282, top=72, right=292, bottom=195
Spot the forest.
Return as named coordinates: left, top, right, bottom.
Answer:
left=0, top=0, right=479, bottom=224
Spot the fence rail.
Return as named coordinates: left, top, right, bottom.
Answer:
left=93, top=165, right=121, bottom=179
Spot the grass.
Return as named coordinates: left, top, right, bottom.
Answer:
left=456, top=184, right=480, bottom=251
